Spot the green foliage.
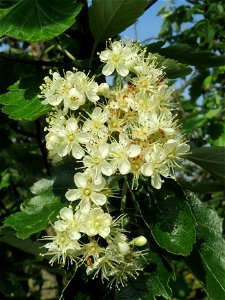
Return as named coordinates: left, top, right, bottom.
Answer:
left=187, top=146, right=225, bottom=185
left=186, top=192, right=225, bottom=299
left=0, top=0, right=83, bottom=42
left=154, top=53, right=192, bottom=79
left=0, top=227, right=44, bottom=255
left=0, top=78, right=49, bottom=120
left=155, top=43, right=225, bottom=68
left=89, top=0, right=147, bottom=42
left=135, top=180, right=196, bottom=256
left=4, top=179, right=65, bottom=239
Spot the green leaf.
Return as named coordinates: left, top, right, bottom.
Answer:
left=0, top=170, right=10, bottom=190
left=0, top=77, right=49, bottom=120
left=142, top=251, right=175, bottom=300
left=185, top=192, right=225, bottom=299
left=157, top=44, right=225, bottom=68
left=189, top=71, right=209, bottom=102
left=187, top=146, right=225, bottom=185
left=0, top=0, right=83, bottom=42
left=4, top=178, right=65, bottom=239
left=89, top=0, right=147, bottom=42
left=0, top=227, right=45, bottom=255
left=136, top=179, right=196, bottom=256
left=153, top=53, right=192, bottom=78
left=178, top=180, right=225, bottom=193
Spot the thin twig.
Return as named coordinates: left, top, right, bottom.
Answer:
left=59, top=268, right=77, bottom=300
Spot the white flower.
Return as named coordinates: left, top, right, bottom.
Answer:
left=65, top=71, right=99, bottom=103
left=82, top=107, right=109, bottom=139
left=65, top=172, right=107, bottom=212
left=99, top=41, right=135, bottom=76
left=139, top=112, right=175, bottom=136
left=81, top=208, right=112, bottom=238
left=64, top=87, right=86, bottom=111
left=110, top=133, right=141, bottom=175
left=39, top=72, right=64, bottom=106
left=83, top=143, right=114, bottom=184
left=43, top=231, right=82, bottom=266
left=54, top=118, right=89, bottom=159
left=141, top=145, right=170, bottom=189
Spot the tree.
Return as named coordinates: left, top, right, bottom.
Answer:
left=0, top=0, right=224, bottom=299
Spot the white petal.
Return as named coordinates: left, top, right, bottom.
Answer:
left=74, top=172, right=87, bottom=188
left=99, top=227, right=110, bottom=238
left=99, top=143, right=109, bottom=158
left=101, top=161, right=113, bottom=176
left=141, top=163, right=153, bottom=176
left=60, top=207, right=73, bottom=221
left=72, top=143, right=84, bottom=159
left=116, top=63, right=129, bottom=77
left=128, top=144, right=141, bottom=158
left=99, top=49, right=110, bottom=61
left=80, top=199, right=91, bottom=214
left=69, top=231, right=81, bottom=240
left=162, top=128, right=175, bottom=135
left=58, top=143, right=70, bottom=157
left=91, top=192, right=107, bottom=206
left=177, top=143, right=190, bottom=154
left=151, top=174, right=162, bottom=189
left=65, top=189, right=81, bottom=201
left=66, top=118, right=78, bottom=131
left=77, top=131, right=90, bottom=144
left=118, top=159, right=130, bottom=175
left=102, top=63, right=115, bottom=76
left=54, top=220, right=67, bottom=232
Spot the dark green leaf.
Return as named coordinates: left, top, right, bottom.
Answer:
left=136, top=179, right=196, bottom=256
left=157, top=44, right=225, bottom=67
left=187, top=147, right=225, bottom=185
left=0, top=170, right=10, bottom=190
left=89, top=0, right=147, bottom=42
left=0, top=77, right=49, bottom=120
left=143, top=251, right=175, bottom=300
left=189, top=71, right=209, bottom=102
left=4, top=179, right=65, bottom=239
left=186, top=192, right=225, bottom=299
left=0, top=0, right=83, bottom=42
left=0, top=227, right=45, bottom=255
left=154, top=53, right=192, bottom=78
left=178, top=180, right=225, bottom=193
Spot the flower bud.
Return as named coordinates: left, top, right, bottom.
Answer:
left=98, top=83, right=110, bottom=96
left=131, top=236, right=147, bottom=247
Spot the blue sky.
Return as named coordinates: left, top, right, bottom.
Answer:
left=121, top=0, right=187, bottom=42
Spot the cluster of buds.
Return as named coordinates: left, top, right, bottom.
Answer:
left=39, top=40, right=189, bottom=288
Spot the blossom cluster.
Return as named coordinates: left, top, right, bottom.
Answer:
left=39, top=40, right=189, bottom=288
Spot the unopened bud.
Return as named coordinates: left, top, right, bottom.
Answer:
left=130, top=236, right=147, bottom=247
left=98, top=83, right=110, bottom=96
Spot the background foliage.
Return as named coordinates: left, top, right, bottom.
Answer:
left=0, top=0, right=224, bottom=299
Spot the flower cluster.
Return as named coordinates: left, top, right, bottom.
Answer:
left=39, top=40, right=189, bottom=288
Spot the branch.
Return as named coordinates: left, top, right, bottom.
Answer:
left=0, top=52, right=62, bottom=67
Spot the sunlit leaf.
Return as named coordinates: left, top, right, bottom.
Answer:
left=0, top=0, right=83, bottom=41
left=89, top=0, right=147, bottom=42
